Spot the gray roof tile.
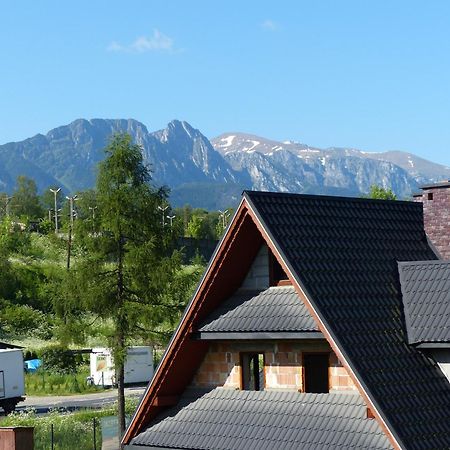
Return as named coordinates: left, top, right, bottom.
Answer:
left=132, top=388, right=392, bottom=449
left=245, top=191, right=450, bottom=449
left=399, top=260, right=450, bottom=344
left=198, top=286, right=319, bottom=333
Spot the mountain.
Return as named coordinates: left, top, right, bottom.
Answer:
left=0, top=119, right=449, bottom=209
left=211, top=133, right=450, bottom=199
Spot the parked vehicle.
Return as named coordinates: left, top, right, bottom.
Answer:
left=89, top=346, right=153, bottom=387
left=0, top=349, right=25, bottom=414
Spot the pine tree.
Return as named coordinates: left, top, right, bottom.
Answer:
left=65, top=134, right=185, bottom=443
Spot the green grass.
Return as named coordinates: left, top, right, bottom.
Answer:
left=25, top=370, right=105, bottom=396
left=0, top=398, right=140, bottom=450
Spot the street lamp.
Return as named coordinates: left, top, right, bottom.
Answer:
left=65, top=195, right=78, bottom=270
left=66, top=194, right=78, bottom=229
left=50, top=187, right=61, bottom=233
left=158, top=205, right=169, bottom=227
left=167, top=215, right=176, bottom=228
left=219, top=209, right=231, bottom=230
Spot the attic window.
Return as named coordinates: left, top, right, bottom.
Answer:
left=303, top=353, right=329, bottom=393
left=241, top=353, right=264, bottom=391
left=269, top=251, right=290, bottom=286
left=428, top=193, right=434, bottom=200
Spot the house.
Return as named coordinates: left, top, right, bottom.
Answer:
left=123, top=184, right=450, bottom=450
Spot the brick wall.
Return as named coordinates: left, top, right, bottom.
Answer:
left=191, top=341, right=356, bottom=392
left=414, top=183, right=450, bottom=259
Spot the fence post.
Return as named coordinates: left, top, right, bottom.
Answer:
left=93, top=417, right=97, bottom=450
left=51, top=423, right=54, bottom=450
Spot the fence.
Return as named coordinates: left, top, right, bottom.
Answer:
left=2, top=412, right=124, bottom=450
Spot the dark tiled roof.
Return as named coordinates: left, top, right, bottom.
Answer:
left=198, top=286, right=319, bottom=334
left=132, top=388, right=392, bottom=449
left=245, top=191, right=450, bottom=450
left=399, top=260, right=450, bottom=345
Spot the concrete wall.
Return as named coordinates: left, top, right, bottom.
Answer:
left=241, top=244, right=270, bottom=290
left=191, top=341, right=356, bottom=392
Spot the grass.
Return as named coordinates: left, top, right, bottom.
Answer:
left=25, top=370, right=105, bottom=396
left=0, top=398, right=140, bottom=450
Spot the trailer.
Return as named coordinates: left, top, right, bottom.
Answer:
left=0, top=349, right=25, bottom=414
left=90, top=346, right=153, bottom=387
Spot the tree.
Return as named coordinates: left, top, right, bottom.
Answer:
left=59, top=134, right=189, bottom=443
left=10, top=176, right=44, bottom=219
left=367, top=185, right=397, bottom=201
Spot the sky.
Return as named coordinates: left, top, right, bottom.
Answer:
left=1, top=1, right=450, bottom=166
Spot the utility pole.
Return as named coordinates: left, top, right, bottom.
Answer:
left=66, top=195, right=78, bottom=269
left=50, top=188, right=61, bottom=233
left=158, top=205, right=169, bottom=227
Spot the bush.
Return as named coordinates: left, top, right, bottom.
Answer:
left=40, top=345, right=82, bottom=375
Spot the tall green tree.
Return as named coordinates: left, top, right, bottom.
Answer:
left=10, top=176, right=44, bottom=219
left=61, top=134, right=187, bottom=442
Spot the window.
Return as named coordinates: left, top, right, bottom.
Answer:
left=241, top=353, right=264, bottom=391
left=269, top=251, right=290, bottom=286
left=428, top=193, right=434, bottom=200
left=303, top=353, right=329, bottom=393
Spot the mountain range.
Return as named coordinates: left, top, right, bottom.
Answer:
left=0, top=118, right=449, bottom=209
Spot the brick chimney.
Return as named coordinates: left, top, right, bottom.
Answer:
left=414, top=180, right=450, bottom=259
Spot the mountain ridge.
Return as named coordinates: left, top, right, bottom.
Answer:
left=0, top=118, right=448, bottom=209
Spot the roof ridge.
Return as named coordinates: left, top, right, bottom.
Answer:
left=243, top=190, right=419, bottom=206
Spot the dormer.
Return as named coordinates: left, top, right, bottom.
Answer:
left=399, top=260, right=450, bottom=381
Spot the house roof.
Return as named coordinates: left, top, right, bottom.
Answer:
left=244, top=191, right=450, bottom=450
left=131, top=388, right=392, bottom=450
left=125, top=191, right=450, bottom=450
left=398, top=260, right=450, bottom=345
left=197, top=286, right=321, bottom=339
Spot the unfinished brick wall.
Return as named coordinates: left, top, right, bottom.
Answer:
left=414, top=183, right=450, bottom=259
left=191, top=341, right=356, bottom=392
left=330, top=352, right=356, bottom=391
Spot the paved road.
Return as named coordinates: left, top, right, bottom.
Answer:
left=16, top=386, right=146, bottom=413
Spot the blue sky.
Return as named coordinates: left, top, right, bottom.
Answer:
left=2, top=1, right=450, bottom=166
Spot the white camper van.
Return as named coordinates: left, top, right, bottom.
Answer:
left=0, top=349, right=25, bottom=414
left=90, top=346, right=153, bottom=387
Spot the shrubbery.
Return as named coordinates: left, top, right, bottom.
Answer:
left=40, top=345, right=82, bottom=375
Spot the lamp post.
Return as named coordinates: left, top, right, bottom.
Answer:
left=218, top=209, right=231, bottom=230
left=158, top=205, right=169, bottom=227
left=50, top=188, right=61, bottom=233
left=65, top=195, right=78, bottom=269
left=167, top=215, right=176, bottom=228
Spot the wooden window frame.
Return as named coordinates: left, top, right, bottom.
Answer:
left=301, top=352, right=331, bottom=393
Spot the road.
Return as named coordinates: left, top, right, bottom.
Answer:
left=15, top=386, right=146, bottom=413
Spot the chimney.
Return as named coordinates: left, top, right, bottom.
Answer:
left=414, top=180, right=450, bottom=259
